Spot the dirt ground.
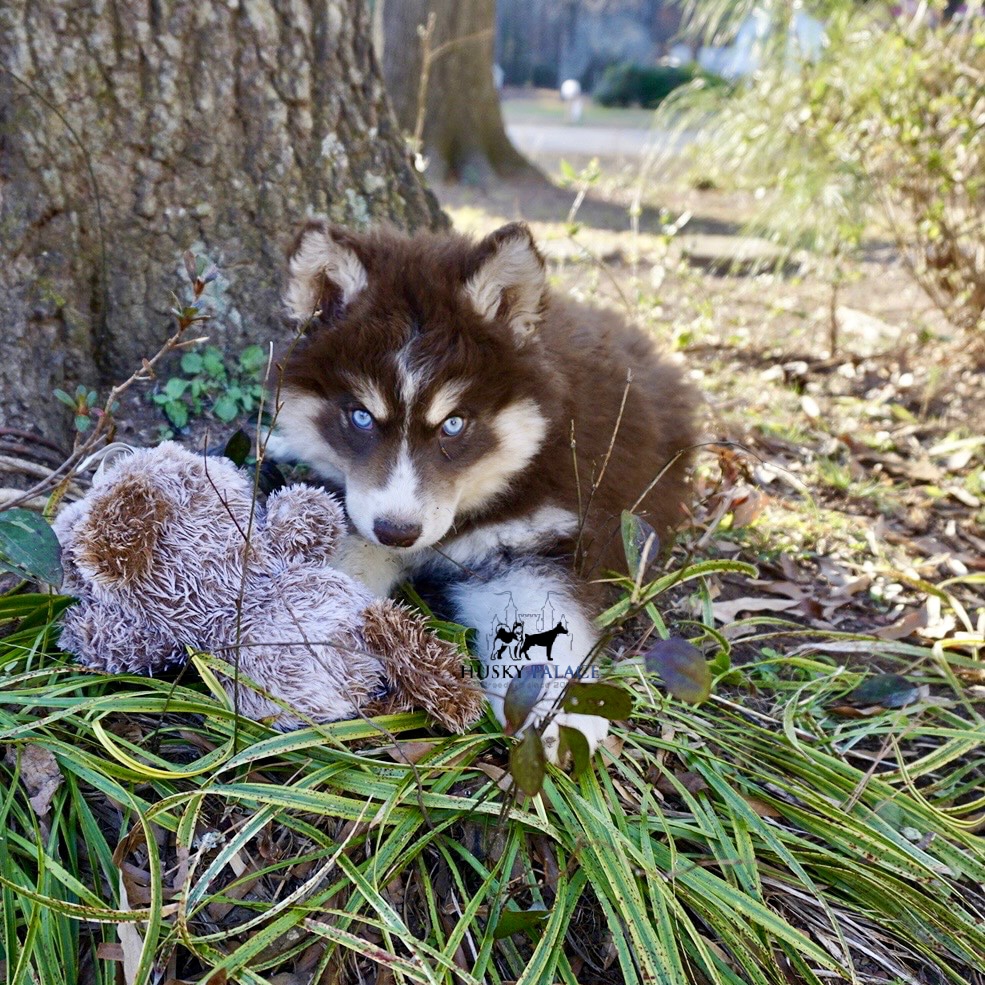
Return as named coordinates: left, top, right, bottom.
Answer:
left=437, top=147, right=985, bottom=654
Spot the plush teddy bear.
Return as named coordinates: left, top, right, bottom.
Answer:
left=52, top=442, right=484, bottom=733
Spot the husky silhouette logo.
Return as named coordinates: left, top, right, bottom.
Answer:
left=487, top=592, right=572, bottom=662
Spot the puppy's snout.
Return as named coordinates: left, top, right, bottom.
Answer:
left=373, top=518, right=422, bottom=549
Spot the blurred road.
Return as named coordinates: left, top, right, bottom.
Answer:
left=506, top=121, right=699, bottom=161
left=507, top=122, right=655, bottom=158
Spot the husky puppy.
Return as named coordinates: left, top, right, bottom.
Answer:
left=272, top=220, right=697, bottom=758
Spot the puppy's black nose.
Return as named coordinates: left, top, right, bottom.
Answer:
left=373, top=519, right=422, bottom=548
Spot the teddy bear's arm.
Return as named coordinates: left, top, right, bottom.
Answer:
left=59, top=598, right=186, bottom=676
left=360, top=599, right=485, bottom=733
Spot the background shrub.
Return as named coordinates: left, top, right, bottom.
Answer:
left=594, top=61, right=721, bottom=108
left=655, top=9, right=985, bottom=345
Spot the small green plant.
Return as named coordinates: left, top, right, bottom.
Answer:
left=52, top=384, right=98, bottom=435
left=152, top=343, right=268, bottom=433
left=593, top=61, right=723, bottom=109
left=52, top=384, right=118, bottom=436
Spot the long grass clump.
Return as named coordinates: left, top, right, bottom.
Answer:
left=1, top=576, right=983, bottom=984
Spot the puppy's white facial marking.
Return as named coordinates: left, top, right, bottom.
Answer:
left=285, top=227, right=367, bottom=322
left=269, top=389, right=345, bottom=483
left=455, top=398, right=547, bottom=514
left=345, top=441, right=455, bottom=550
left=424, top=380, right=468, bottom=428
left=396, top=347, right=426, bottom=408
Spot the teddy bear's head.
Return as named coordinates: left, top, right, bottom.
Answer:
left=57, top=442, right=347, bottom=599
left=53, top=442, right=483, bottom=733
left=57, top=443, right=262, bottom=600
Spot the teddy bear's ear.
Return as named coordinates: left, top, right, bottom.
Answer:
left=361, top=600, right=485, bottom=733
left=263, top=486, right=345, bottom=564
left=73, top=475, right=171, bottom=585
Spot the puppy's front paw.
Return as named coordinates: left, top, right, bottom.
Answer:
left=540, top=712, right=610, bottom=765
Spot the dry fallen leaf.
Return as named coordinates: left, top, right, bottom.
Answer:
left=731, top=487, right=768, bottom=528
left=382, top=740, right=439, bottom=765
left=5, top=742, right=62, bottom=819
left=655, top=770, right=709, bottom=797
left=475, top=762, right=513, bottom=793
left=96, top=943, right=125, bottom=962
left=118, top=868, right=145, bottom=985
left=712, top=596, right=800, bottom=624
left=875, top=609, right=927, bottom=641
left=742, top=795, right=783, bottom=818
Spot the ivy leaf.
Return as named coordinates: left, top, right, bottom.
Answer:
left=509, top=730, right=546, bottom=797
left=238, top=344, right=267, bottom=376
left=558, top=725, right=591, bottom=776
left=0, top=510, right=62, bottom=585
left=164, top=377, right=189, bottom=400
left=223, top=429, right=252, bottom=467
left=562, top=682, right=633, bottom=720
left=644, top=637, right=712, bottom=704
left=846, top=674, right=923, bottom=710
left=180, top=351, right=204, bottom=375
left=621, top=510, right=659, bottom=578
left=164, top=400, right=189, bottom=429
left=202, top=347, right=226, bottom=379
left=493, top=905, right=549, bottom=939
left=212, top=394, right=239, bottom=423
left=503, top=665, right=544, bottom=734
left=257, top=459, right=287, bottom=496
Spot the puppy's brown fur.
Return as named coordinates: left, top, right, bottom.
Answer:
left=280, top=221, right=696, bottom=575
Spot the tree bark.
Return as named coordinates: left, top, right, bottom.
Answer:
left=0, top=0, right=445, bottom=447
left=375, top=0, right=536, bottom=184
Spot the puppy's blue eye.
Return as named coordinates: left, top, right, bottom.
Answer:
left=350, top=408, right=375, bottom=431
left=441, top=415, right=465, bottom=437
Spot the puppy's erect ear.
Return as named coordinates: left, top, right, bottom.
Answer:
left=463, top=222, right=546, bottom=344
left=285, top=220, right=368, bottom=324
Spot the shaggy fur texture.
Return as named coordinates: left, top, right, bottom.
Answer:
left=271, top=220, right=698, bottom=760
left=54, top=443, right=482, bottom=732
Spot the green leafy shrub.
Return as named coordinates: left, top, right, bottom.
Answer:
left=152, top=343, right=267, bottom=433
left=594, top=61, right=722, bottom=109
left=867, top=25, right=985, bottom=334
left=656, top=8, right=985, bottom=342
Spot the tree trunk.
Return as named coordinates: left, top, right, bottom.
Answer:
left=0, top=0, right=444, bottom=448
left=375, top=0, right=536, bottom=184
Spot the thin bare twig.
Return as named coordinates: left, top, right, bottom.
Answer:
left=410, top=12, right=493, bottom=162
left=0, top=277, right=211, bottom=514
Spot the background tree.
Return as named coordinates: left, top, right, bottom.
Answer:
left=374, top=0, right=535, bottom=183
left=0, top=0, right=444, bottom=449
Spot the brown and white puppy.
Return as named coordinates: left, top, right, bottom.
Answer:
left=270, top=220, right=697, bottom=757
